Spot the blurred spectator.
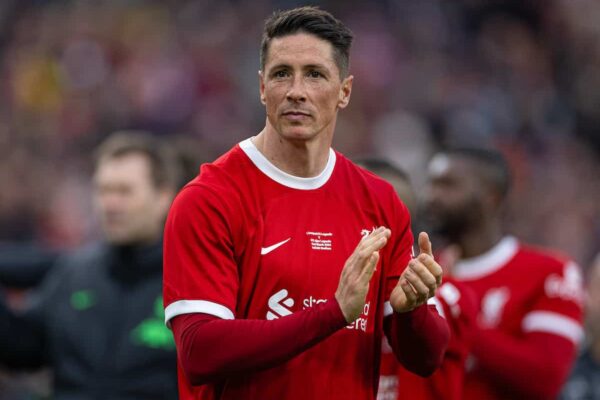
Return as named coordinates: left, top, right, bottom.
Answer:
left=0, top=132, right=180, bottom=399
left=561, top=254, right=600, bottom=400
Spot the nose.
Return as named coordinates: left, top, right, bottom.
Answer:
left=286, top=76, right=306, bottom=102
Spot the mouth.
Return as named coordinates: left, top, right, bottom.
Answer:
left=282, top=110, right=311, bottom=120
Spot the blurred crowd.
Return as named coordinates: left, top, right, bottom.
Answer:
left=0, top=0, right=599, bottom=398
left=1, top=0, right=599, bottom=266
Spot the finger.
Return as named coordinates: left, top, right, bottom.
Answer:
left=358, top=251, right=379, bottom=283
left=418, top=232, right=433, bottom=257
left=403, top=267, right=431, bottom=302
left=400, top=278, right=417, bottom=306
left=408, top=259, right=438, bottom=295
left=417, top=253, right=443, bottom=286
left=357, top=230, right=390, bottom=261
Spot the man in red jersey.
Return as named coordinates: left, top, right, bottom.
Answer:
left=423, top=147, right=584, bottom=399
left=163, top=6, right=450, bottom=400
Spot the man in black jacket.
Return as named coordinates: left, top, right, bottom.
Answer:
left=0, top=132, right=180, bottom=399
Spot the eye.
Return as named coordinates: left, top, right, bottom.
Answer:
left=273, top=70, right=289, bottom=78
left=307, top=70, right=323, bottom=78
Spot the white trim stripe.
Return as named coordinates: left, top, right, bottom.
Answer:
left=453, top=236, right=519, bottom=280
left=164, top=300, right=235, bottom=326
left=522, top=311, right=584, bottom=344
left=239, top=138, right=336, bottom=190
left=383, top=299, right=444, bottom=318
left=428, top=297, right=445, bottom=319
left=383, top=301, right=393, bottom=317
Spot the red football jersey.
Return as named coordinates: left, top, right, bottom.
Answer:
left=453, top=236, right=584, bottom=399
left=163, top=139, right=414, bottom=400
left=378, top=279, right=477, bottom=400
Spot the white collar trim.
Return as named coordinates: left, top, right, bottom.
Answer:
left=239, top=138, right=336, bottom=190
left=453, top=236, right=519, bottom=280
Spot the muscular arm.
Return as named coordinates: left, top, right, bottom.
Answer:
left=171, top=298, right=348, bottom=385
left=471, top=329, right=577, bottom=399
left=383, top=304, right=450, bottom=377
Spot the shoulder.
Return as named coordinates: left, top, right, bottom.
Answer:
left=171, top=144, right=250, bottom=214
left=336, top=153, right=398, bottom=195
left=515, top=244, right=574, bottom=275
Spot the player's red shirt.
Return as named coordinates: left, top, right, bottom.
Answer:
left=454, top=236, right=584, bottom=399
left=378, top=279, right=477, bottom=400
left=163, top=139, right=414, bottom=400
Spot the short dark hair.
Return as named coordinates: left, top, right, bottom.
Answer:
left=444, top=147, right=511, bottom=200
left=354, top=157, right=411, bottom=183
left=95, top=131, right=180, bottom=190
left=260, top=6, right=354, bottom=77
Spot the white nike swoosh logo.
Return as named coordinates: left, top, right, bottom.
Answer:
left=261, top=238, right=291, bottom=255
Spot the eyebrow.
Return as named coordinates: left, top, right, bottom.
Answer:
left=268, top=63, right=329, bottom=72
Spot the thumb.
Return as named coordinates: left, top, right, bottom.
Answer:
left=418, top=232, right=433, bottom=257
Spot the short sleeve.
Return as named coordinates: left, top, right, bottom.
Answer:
left=521, top=261, right=584, bottom=345
left=383, top=192, right=414, bottom=315
left=163, top=184, right=240, bottom=326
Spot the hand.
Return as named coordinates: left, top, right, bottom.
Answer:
left=390, top=232, right=443, bottom=313
left=335, top=227, right=391, bottom=323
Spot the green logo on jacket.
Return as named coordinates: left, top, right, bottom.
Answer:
left=70, top=290, right=96, bottom=311
left=130, top=296, right=175, bottom=350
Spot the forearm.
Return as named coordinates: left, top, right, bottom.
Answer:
left=472, top=330, right=576, bottom=398
left=172, top=298, right=347, bottom=385
left=384, top=304, right=450, bottom=376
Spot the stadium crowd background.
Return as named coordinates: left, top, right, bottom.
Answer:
left=0, top=0, right=599, bottom=397
left=1, top=0, right=599, bottom=265
left=1, top=0, right=598, bottom=268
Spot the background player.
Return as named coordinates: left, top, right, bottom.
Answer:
left=424, top=147, right=584, bottom=399
left=164, top=7, right=449, bottom=400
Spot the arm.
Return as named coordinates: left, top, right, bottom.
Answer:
left=384, top=303, right=450, bottom=376
left=471, top=260, right=584, bottom=399
left=471, top=329, right=577, bottom=398
left=164, top=184, right=391, bottom=386
left=172, top=299, right=347, bottom=385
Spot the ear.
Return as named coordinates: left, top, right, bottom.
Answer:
left=337, top=75, right=353, bottom=109
left=259, top=70, right=266, bottom=105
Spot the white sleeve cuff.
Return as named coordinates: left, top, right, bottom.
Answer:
left=522, top=311, right=583, bottom=344
left=164, top=300, right=235, bottom=327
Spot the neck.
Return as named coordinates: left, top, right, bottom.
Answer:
left=456, top=222, right=503, bottom=259
left=252, top=126, right=332, bottom=178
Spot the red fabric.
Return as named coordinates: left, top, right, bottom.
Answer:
left=171, top=299, right=347, bottom=386
left=163, top=141, right=421, bottom=399
left=452, top=240, right=584, bottom=399
left=466, top=330, right=577, bottom=399
left=384, top=304, right=450, bottom=377
left=172, top=303, right=450, bottom=400
left=392, top=280, right=478, bottom=400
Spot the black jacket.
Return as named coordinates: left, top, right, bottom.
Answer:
left=0, top=240, right=177, bottom=400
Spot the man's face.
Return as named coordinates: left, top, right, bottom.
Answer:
left=423, top=155, right=484, bottom=239
left=94, top=153, right=170, bottom=245
left=259, top=32, right=353, bottom=142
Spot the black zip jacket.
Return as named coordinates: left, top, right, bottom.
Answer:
left=0, top=240, right=177, bottom=400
